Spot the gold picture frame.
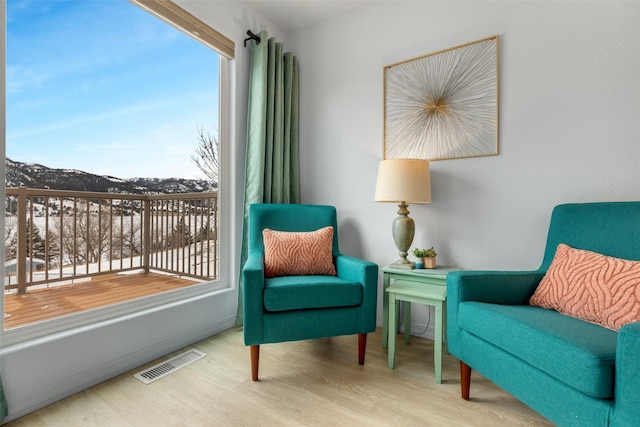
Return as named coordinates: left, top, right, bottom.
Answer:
left=384, top=35, right=499, bottom=161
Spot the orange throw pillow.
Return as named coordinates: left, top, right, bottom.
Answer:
left=530, top=243, right=640, bottom=331
left=262, top=226, right=336, bottom=278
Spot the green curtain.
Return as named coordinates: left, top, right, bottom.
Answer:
left=0, top=380, right=6, bottom=421
left=0, top=331, right=6, bottom=420
left=236, top=32, right=300, bottom=326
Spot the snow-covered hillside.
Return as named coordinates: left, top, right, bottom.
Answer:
left=5, top=158, right=216, bottom=194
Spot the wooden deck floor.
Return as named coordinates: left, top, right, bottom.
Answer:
left=4, top=272, right=201, bottom=329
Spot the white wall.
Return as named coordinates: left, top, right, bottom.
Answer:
left=0, top=1, right=285, bottom=422
left=288, top=1, right=640, bottom=339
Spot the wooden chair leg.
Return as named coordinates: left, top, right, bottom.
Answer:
left=358, top=333, right=367, bottom=365
left=460, top=361, right=471, bottom=400
left=250, top=345, right=260, bottom=381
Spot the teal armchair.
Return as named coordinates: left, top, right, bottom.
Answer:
left=447, top=202, right=640, bottom=426
left=242, top=203, right=378, bottom=381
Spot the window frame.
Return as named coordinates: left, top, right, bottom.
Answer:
left=2, top=1, right=233, bottom=347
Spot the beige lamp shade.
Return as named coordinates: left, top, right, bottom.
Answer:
left=374, top=159, right=431, bottom=203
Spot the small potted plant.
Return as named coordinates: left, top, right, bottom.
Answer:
left=412, top=246, right=437, bottom=269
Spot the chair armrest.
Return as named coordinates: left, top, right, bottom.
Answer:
left=610, top=322, right=640, bottom=426
left=446, top=270, right=544, bottom=357
left=335, top=254, right=378, bottom=332
left=242, top=251, right=266, bottom=345
left=448, top=270, right=545, bottom=305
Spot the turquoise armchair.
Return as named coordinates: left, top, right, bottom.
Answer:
left=242, top=203, right=378, bottom=381
left=447, top=202, right=640, bottom=426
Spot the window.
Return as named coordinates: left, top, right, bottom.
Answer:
left=3, top=0, right=233, bottom=344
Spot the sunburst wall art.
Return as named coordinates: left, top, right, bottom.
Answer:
left=384, top=35, right=499, bottom=161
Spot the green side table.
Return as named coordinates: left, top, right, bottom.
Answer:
left=382, top=266, right=460, bottom=384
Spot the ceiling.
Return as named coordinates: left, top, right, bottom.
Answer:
left=246, top=1, right=369, bottom=33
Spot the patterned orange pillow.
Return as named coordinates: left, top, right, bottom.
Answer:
left=530, top=243, right=640, bottom=331
left=262, top=226, right=336, bottom=278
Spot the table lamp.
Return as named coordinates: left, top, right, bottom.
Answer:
left=374, top=159, right=431, bottom=269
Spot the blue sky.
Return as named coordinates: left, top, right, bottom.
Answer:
left=6, top=0, right=219, bottom=179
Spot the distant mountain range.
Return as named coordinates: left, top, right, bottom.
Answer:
left=5, top=158, right=216, bottom=194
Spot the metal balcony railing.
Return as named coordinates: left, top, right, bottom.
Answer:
left=4, top=187, right=218, bottom=295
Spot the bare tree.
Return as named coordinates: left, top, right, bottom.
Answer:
left=51, top=202, right=122, bottom=265
left=191, top=126, right=219, bottom=185
left=5, top=222, right=17, bottom=261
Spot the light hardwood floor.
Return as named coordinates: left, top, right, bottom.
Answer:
left=5, top=328, right=554, bottom=426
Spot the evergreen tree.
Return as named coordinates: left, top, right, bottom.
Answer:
left=26, top=220, right=46, bottom=260
left=169, top=217, right=193, bottom=248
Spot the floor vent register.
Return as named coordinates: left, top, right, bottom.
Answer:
left=134, top=349, right=206, bottom=384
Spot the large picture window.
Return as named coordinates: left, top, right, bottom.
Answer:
left=3, top=0, right=232, bottom=344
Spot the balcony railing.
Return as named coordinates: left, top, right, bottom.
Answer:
left=5, top=187, right=218, bottom=295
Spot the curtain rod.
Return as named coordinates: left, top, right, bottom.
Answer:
left=243, top=30, right=261, bottom=47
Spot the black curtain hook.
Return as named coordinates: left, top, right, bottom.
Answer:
left=243, top=30, right=261, bottom=47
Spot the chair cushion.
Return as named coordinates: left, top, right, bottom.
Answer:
left=263, top=226, right=336, bottom=278
left=458, top=302, right=617, bottom=398
left=263, top=275, right=362, bottom=312
left=530, top=243, right=640, bottom=331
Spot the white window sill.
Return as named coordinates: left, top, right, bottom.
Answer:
left=2, top=280, right=230, bottom=347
